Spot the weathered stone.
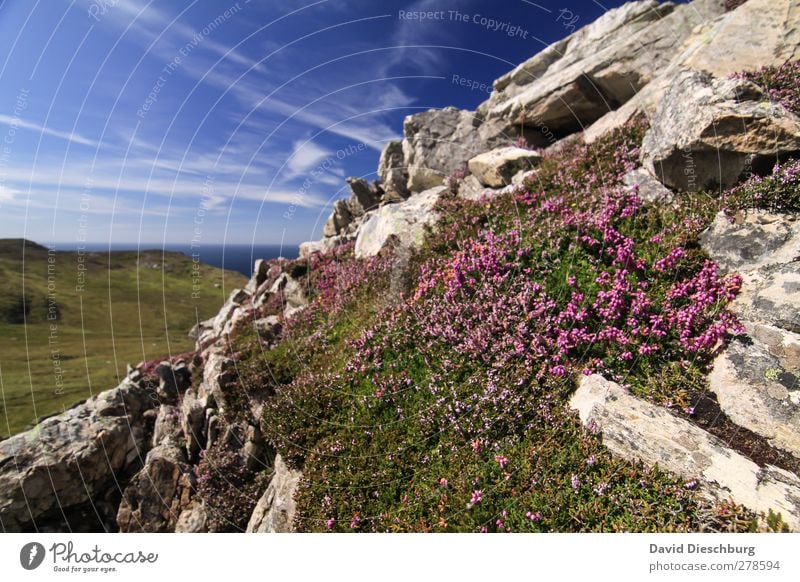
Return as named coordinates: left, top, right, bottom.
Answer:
left=378, top=140, right=409, bottom=199
left=323, top=199, right=354, bottom=238
left=199, top=352, right=236, bottom=413
left=180, top=388, right=207, bottom=462
left=709, top=334, right=800, bottom=457
left=175, top=502, right=208, bottom=533
left=346, top=177, right=382, bottom=215
left=116, top=442, right=196, bottom=533
left=701, top=211, right=800, bottom=273
left=269, top=273, right=307, bottom=318
left=570, top=374, right=800, bottom=529
left=479, top=0, right=725, bottom=146
left=402, top=107, right=482, bottom=192
left=679, top=0, right=800, bottom=79
left=622, top=167, right=674, bottom=204
left=735, top=264, right=800, bottom=334
left=585, top=0, right=799, bottom=144
left=299, top=232, right=357, bottom=259
left=245, top=259, right=269, bottom=295
left=155, top=362, right=180, bottom=404
left=642, top=70, right=800, bottom=191
left=467, top=147, right=541, bottom=188
left=254, top=315, right=282, bottom=343
left=153, top=404, right=182, bottom=447
left=0, top=378, right=155, bottom=532
left=457, top=174, right=490, bottom=201
left=246, top=455, right=302, bottom=533
left=355, top=186, right=445, bottom=258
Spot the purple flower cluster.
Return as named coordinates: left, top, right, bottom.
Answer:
left=732, top=59, right=800, bottom=114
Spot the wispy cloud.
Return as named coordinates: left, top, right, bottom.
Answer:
left=0, top=114, right=98, bottom=147
left=286, top=139, right=332, bottom=176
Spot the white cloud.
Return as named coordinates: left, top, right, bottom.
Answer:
left=0, top=114, right=98, bottom=147
left=286, top=139, right=332, bottom=177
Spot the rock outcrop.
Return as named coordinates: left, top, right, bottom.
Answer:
left=468, top=147, right=541, bottom=188
left=478, top=0, right=726, bottom=145
left=571, top=374, right=800, bottom=530
left=641, top=70, right=800, bottom=190
left=246, top=455, right=302, bottom=533
left=584, top=0, right=800, bottom=143
left=703, top=211, right=800, bottom=459
left=116, top=441, right=196, bottom=533
left=355, top=186, right=445, bottom=259
left=0, top=372, right=156, bottom=532
left=377, top=140, right=410, bottom=201
left=402, top=107, right=483, bottom=193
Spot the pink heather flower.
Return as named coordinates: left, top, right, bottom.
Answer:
left=526, top=511, right=543, bottom=522
left=439, top=478, right=448, bottom=487
left=594, top=482, right=609, bottom=496
left=571, top=474, right=581, bottom=491
left=495, top=454, right=509, bottom=469
left=325, top=518, right=335, bottom=530
left=471, top=439, right=483, bottom=454
left=586, top=454, right=597, bottom=467
left=684, top=479, right=699, bottom=490
left=470, top=490, right=483, bottom=505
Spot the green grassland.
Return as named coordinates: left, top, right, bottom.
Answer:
left=0, top=239, right=246, bottom=437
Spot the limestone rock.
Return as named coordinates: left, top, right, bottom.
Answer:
left=153, top=404, right=182, bottom=447
left=701, top=208, right=800, bottom=460
left=246, top=455, right=302, bottom=533
left=175, top=502, right=208, bottom=533
left=479, top=0, right=725, bottom=146
left=402, top=108, right=482, bottom=192
left=467, top=147, right=541, bottom=188
left=346, top=177, right=382, bottom=215
left=458, top=174, right=490, bottom=201
left=679, top=0, right=800, bottom=79
left=641, top=70, right=800, bottom=190
left=570, top=374, right=800, bottom=529
left=199, top=352, right=236, bottom=413
left=622, top=167, right=674, bottom=204
left=245, top=259, right=269, bottom=295
left=355, top=186, right=445, bottom=258
left=709, top=333, right=800, bottom=457
left=299, top=232, right=357, bottom=259
left=270, top=273, right=308, bottom=318
left=323, top=199, right=354, bottom=238
left=180, top=388, right=207, bottom=462
left=701, top=211, right=800, bottom=273
left=0, top=378, right=155, bottom=531
left=585, top=0, right=799, bottom=143
left=116, top=442, right=196, bottom=533
left=378, top=140, right=409, bottom=200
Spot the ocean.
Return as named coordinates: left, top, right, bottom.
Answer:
left=74, top=243, right=300, bottom=277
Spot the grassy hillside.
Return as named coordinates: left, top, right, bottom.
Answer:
left=0, top=240, right=246, bottom=437
left=197, top=117, right=800, bottom=532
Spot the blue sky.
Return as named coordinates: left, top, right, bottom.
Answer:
left=0, top=0, right=630, bottom=247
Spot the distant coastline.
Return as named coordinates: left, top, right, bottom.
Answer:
left=53, top=242, right=300, bottom=277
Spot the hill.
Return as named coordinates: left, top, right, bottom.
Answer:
left=0, top=240, right=246, bottom=437
left=1, top=0, right=799, bottom=534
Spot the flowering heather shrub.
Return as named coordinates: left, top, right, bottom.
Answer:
left=725, top=158, right=800, bottom=213
left=195, top=441, right=270, bottom=532
left=733, top=59, right=800, bottom=114
left=231, top=120, right=750, bottom=532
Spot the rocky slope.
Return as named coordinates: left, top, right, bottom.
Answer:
left=2, top=0, right=799, bottom=532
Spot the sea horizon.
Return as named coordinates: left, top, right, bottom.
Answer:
left=47, top=241, right=301, bottom=277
